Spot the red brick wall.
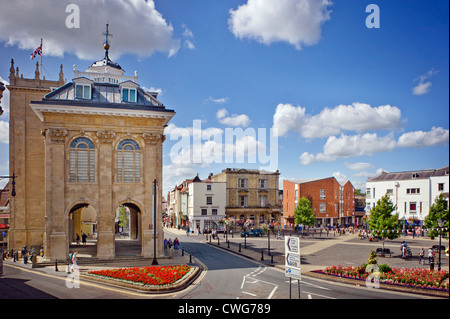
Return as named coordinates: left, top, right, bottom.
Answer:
left=283, top=178, right=355, bottom=224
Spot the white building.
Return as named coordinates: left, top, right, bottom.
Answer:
left=187, top=174, right=226, bottom=233
left=365, top=166, right=449, bottom=226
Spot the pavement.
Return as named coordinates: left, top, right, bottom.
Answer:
left=2, top=227, right=448, bottom=291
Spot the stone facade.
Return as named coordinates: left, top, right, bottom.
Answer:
left=7, top=52, right=174, bottom=261
left=210, top=168, right=282, bottom=226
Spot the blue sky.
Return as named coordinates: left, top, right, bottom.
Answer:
left=0, top=0, right=448, bottom=195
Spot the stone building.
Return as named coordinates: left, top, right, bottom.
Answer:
left=7, top=41, right=174, bottom=261
left=210, top=168, right=282, bottom=227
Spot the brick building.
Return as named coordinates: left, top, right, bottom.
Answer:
left=283, top=177, right=355, bottom=228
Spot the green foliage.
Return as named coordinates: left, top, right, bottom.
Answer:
left=424, top=193, right=449, bottom=239
left=294, top=197, right=316, bottom=226
left=118, top=205, right=129, bottom=229
left=378, top=264, right=392, bottom=273
left=368, top=194, right=401, bottom=240
left=367, top=250, right=378, bottom=265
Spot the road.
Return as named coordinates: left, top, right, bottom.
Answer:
left=168, top=230, right=429, bottom=300
left=0, top=229, right=437, bottom=301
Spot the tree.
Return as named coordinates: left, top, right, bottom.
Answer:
left=424, top=193, right=449, bottom=239
left=294, top=197, right=316, bottom=227
left=118, top=205, right=129, bottom=231
left=367, top=194, right=401, bottom=249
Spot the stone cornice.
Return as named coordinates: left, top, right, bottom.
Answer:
left=29, top=103, right=174, bottom=125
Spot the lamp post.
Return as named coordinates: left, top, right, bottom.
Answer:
left=437, top=219, right=443, bottom=271
left=0, top=172, right=17, bottom=197
left=152, top=179, right=158, bottom=265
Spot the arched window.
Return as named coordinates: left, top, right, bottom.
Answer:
left=117, top=139, right=141, bottom=183
left=70, top=137, right=95, bottom=183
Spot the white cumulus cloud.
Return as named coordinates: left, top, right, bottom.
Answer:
left=412, top=69, right=438, bottom=95
left=397, top=126, right=449, bottom=148
left=0, top=0, right=180, bottom=60
left=217, top=108, right=251, bottom=127
left=273, top=102, right=402, bottom=138
left=228, top=0, right=332, bottom=50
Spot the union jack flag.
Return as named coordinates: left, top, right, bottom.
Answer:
left=30, top=40, right=42, bottom=60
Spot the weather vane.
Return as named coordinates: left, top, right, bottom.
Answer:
left=103, top=23, right=113, bottom=51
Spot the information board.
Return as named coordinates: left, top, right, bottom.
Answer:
left=285, top=236, right=301, bottom=280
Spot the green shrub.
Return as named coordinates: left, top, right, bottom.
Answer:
left=378, top=264, right=392, bottom=273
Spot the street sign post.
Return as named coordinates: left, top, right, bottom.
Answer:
left=285, top=236, right=301, bottom=299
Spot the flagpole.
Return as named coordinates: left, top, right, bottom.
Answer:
left=40, top=38, right=43, bottom=80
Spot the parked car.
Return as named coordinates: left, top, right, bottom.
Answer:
left=240, top=229, right=263, bottom=237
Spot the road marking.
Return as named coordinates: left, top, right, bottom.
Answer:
left=303, top=291, right=336, bottom=299
left=4, top=260, right=207, bottom=298
left=242, top=291, right=257, bottom=297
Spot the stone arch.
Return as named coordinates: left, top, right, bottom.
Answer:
left=66, top=199, right=99, bottom=258
left=114, top=199, right=144, bottom=256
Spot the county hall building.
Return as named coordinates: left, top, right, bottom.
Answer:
left=7, top=35, right=175, bottom=261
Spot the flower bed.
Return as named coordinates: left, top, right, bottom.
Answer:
left=87, top=265, right=192, bottom=287
left=313, top=265, right=449, bottom=293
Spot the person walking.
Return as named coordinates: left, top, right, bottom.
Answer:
left=71, top=251, right=78, bottom=272
left=418, top=248, right=425, bottom=265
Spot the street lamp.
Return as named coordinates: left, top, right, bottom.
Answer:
left=152, top=179, right=158, bottom=265
left=0, top=172, right=17, bottom=197
left=437, top=219, right=443, bottom=271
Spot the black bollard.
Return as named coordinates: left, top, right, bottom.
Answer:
left=217, top=236, right=220, bottom=246
left=182, top=248, right=184, bottom=256
left=227, top=241, right=230, bottom=248
left=271, top=254, right=274, bottom=264
left=239, top=243, right=241, bottom=252
left=261, top=250, right=264, bottom=261
left=189, top=254, right=192, bottom=263
left=55, top=259, right=58, bottom=272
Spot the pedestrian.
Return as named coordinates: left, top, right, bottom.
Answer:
left=428, top=247, right=434, bottom=264
left=71, top=251, right=78, bottom=272
left=174, top=237, right=179, bottom=250
left=168, top=238, right=172, bottom=249
left=76, top=233, right=80, bottom=246
left=418, top=248, right=424, bottom=264
left=164, top=238, right=168, bottom=250
left=82, top=232, right=87, bottom=246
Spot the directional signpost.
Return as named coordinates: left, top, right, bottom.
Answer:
left=285, top=236, right=301, bottom=299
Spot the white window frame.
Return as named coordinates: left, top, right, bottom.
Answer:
left=75, top=84, right=91, bottom=100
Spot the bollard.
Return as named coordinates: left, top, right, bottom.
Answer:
left=261, top=250, right=264, bottom=261
left=217, top=237, right=220, bottom=246
left=189, top=254, right=192, bottom=263
left=271, top=254, right=274, bottom=264
left=182, top=248, right=184, bottom=256
left=239, top=243, right=241, bottom=252
left=227, top=241, right=230, bottom=248
left=55, top=259, right=58, bottom=272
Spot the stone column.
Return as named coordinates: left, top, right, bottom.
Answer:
left=44, top=128, right=68, bottom=261
left=96, top=130, right=116, bottom=259
left=141, top=133, right=164, bottom=258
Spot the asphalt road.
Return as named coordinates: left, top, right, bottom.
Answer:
left=0, top=229, right=443, bottom=302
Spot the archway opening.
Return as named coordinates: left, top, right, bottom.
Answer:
left=68, top=203, right=97, bottom=257
left=114, top=203, right=142, bottom=257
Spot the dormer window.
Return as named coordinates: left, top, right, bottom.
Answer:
left=122, top=88, right=136, bottom=103
left=75, top=84, right=91, bottom=99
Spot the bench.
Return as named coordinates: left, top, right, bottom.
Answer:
left=375, top=248, right=392, bottom=257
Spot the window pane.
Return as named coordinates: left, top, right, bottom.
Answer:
left=129, top=89, right=136, bottom=102
left=83, top=85, right=90, bottom=99
left=75, top=85, right=83, bottom=98
left=122, top=88, right=128, bottom=102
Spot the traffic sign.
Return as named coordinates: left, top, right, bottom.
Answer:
left=285, top=236, right=300, bottom=280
